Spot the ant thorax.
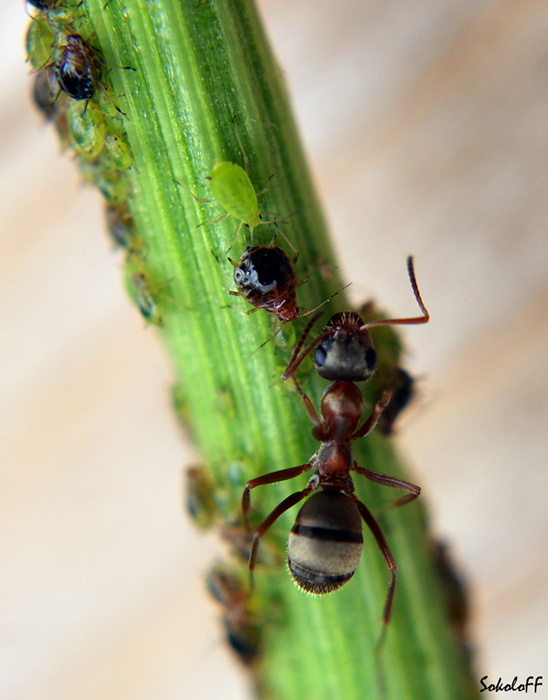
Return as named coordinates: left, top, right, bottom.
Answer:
left=233, top=245, right=297, bottom=321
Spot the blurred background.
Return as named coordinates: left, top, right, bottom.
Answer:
left=1, top=0, right=547, bottom=697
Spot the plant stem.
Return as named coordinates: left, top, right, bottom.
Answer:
left=31, top=0, right=479, bottom=697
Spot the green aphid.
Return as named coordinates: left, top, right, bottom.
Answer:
left=66, top=99, right=105, bottom=159
left=181, top=118, right=296, bottom=254
left=26, top=16, right=55, bottom=70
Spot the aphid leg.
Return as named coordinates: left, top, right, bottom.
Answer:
left=255, top=173, right=275, bottom=198
left=354, top=466, right=421, bottom=511
left=173, top=179, right=214, bottom=205
left=352, top=391, right=392, bottom=440
left=248, top=487, right=313, bottom=582
left=226, top=220, right=244, bottom=254
left=242, top=464, right=312, bottom=528
left=271, top=220, right=298, bottom=258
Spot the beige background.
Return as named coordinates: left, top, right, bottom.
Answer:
left=2, top=0, right=548, bottom=698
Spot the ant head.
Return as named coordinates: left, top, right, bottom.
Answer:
left=283, top=257, right=429, bottom=382
left=314, top=312, right=378, bottom=382
left=287, top=491, right=363, bottom=594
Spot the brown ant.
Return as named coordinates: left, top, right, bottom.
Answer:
left=282, top=256, right=429, bottom=382
left=242, top=256, right=429, bottom=640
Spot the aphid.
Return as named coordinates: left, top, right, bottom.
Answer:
left=55, top=34, right=99, bottom=101
left=242, top=380, right=421, bottom=632
left=282, top=256, right=429, bottom=381
left=230, top=242, right=298, bottom=322
left=180, top=117, right=295, bottom=253
left=429, top=540, right=469, bottom=648
left=104, top=203, right=134, bottom=249
left=26, top=15, right=55, bottom=71
left=28, top=0, right=54, bottom=8
left=66, top=99, right=106, bottom=158
left=207, top=562, right=261, bottom=665
left=32, top=69, right=61, bottom=119
left=377, top=367, right=415, bottom=436
left=185, top=466, right=217, bottom=530
left=227, top=239, right=350, bottom=353
left=129, top=272, right=163, bottom=326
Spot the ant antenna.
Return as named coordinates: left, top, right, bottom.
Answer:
left=360, top=256, right=429, bottom=331
left=283, top=257, right=428, bottom=381
left=250, top=283, right=350, bottom=357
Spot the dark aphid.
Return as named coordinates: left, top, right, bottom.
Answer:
left=55, top=34, right=99, bottom=101
left=130, top=272, right=163, bottom=326
left=377, top=368, right=415, bottom=436
left=429, top=540, right=470, bottom=649
left=27, top=0, right=58, bottom=9
left=104, top=203, right=134, bottom=249
left=283, top=256, right=429, bottom=381
left=230, top=243, right=298, bottom=323
left=32, top=69, right=60, bottom=119
left=185, top=466, right=217, bottom=530
left=242, top=379, right=421, bottom=629
left=207, top=562, right=261, bottom=665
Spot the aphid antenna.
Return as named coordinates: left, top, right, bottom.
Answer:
left=249, top=282, right=350, bottom=358
left=230, top=113, right=249, bottom=173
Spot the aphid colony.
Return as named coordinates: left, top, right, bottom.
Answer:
left=27, top=0, right=135, bottom=234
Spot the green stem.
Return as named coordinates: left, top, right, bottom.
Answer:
left=30, top=0, right=478, bottom=698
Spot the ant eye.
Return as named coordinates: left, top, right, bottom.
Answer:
left=315, top=345, right=327, bottom=367
left=365, top=347, right=377, bottom=370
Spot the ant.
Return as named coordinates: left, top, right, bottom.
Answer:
left=242, top=257, right=429, bottom=637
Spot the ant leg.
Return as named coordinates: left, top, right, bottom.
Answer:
left=242, top=464, right=311, bottom=524
left=354, top=466, right=421, bottom=510
left=352, top=391, right=392, bottom=440
left=352, top=496, right=397, bottom=627
left=248, top=487, right=313, bottom=575
left=291, top=379, right=323, bottom=435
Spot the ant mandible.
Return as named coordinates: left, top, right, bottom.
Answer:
left=242, top=257, right=429, bottom=634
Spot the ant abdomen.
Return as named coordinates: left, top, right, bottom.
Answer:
left=288, top=491, right=363, bottom=594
